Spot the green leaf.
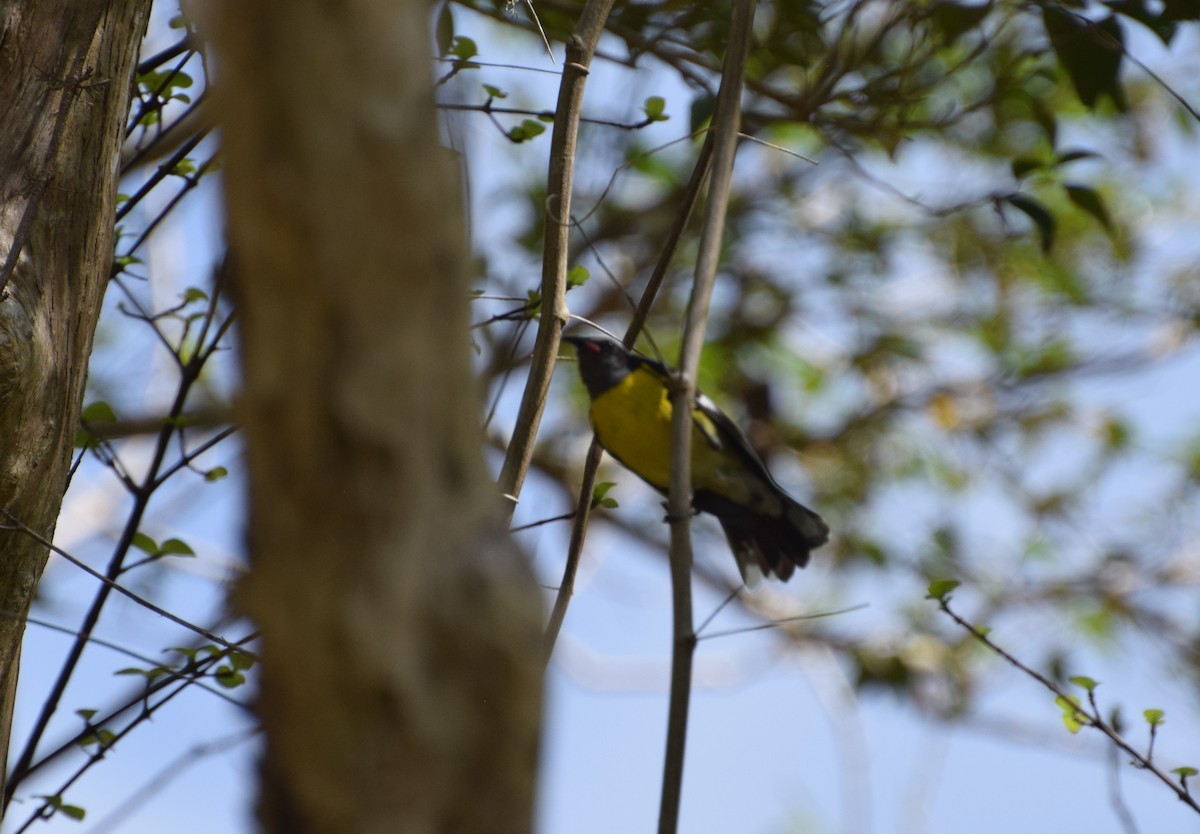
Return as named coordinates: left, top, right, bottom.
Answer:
left=1065, top=184, right=1113, bottom=230
left=1143, top=708, right=1165, bottom=726
left=929, top=0, right=993, bottom=43
left=81, top=401, right=117, bottom=423
left=1005, top=194, right=1056, bottom=252
left=436, top=2, right=454, bottom=57
left=214, top=666, right=246, bottom=688
left=1069, top=675, right=1099, bottom=691
left=1056, top=695, right=1088, bottom=733
left=482, top=84, right=508, bottom=100
left=1042, top=8, right=1126, bottom=110
left=205, top=466, right=229, bottom=482
left=1011, top=157, right=1044, bottom=180
left=61, top=804, right=86, bottom=821
left=168, top=13, right=189, bottom=29
left=183, top=287, right=208, bottom=303
left=76, top=709, right=97, bottom=721
left=509, top=119, right=546, bottom=143
left=230, top=650, right=257, bottom=671
left=643, top=95, right=668, bottom=121
left=591, top=481, right=619, bottom=509
left=449, top=36, right=477, bottom=60
left=1100, top=417, right=1131, bottom=451
left=159, top=538, right=195, bottom=557
left=1104, top=0, right=1177, bottom=45
left=1055, top=148, right=1101, bottom=166
left=925, top=579, right=961, bottom=600
left=690, top=94, right=717, bottom=133
left=131, top=532, right=159, bottom=556
left=566, top=265, right=590, bottom=289
left=1173, top=766, right=1198, bottom=777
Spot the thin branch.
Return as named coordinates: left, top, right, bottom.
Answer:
left=660, top=0, right=756, bottom=830
left=25, top=615, right=251, bottom=711
left=10, top=636, right=257, bottom=834
left=83, top=728, right=261, bottom=834
left=0, top=512, right=245, bottom=652
left=496, top=0, right=617, bottom=520
left=696, top=604, right=868, bottom=641
left=542, top=135, right=714, bottom=661
left=5, top=315, right=220, bottom=806
left=938, top=597, right=1200, bottom=814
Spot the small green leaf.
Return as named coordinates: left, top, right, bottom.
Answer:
left=131, top=533, right=159, bottom=556
left=205, top=466, right=229, bottom=482
left=1069, top=675, right=1099, bottom=692
left=230, top=650, right=256, bottom=671
left=482, top=84, right=508, bottom=100
left=76, top=709, right=97, bottom=721
left=436, top=2, right=454, bottom=57
left=81, top=401, right=117, bottom=423
left=159, top=538, right=195, bottom=557
left=183, top=287, right=209, bottom=303
left=509, top=119, right=546, bottom=143
left=567, top=265, right=590, bottom=289
left=1173, top=766, right=1198, bottom=777
left=1056, top=695, right=1088, bottom=734
left=1006, top=194, right=1056, bottom=252
left=643, top=95, right=668, bottom=121
left=1065, top=184, right=1113, bottom=231
left=1055, top=148, right=1100, bottom=166
left=929, top=0, right=992, bottom=42
left=591, top=481, right=619, bottom=509
left=1099, top=416, right=1131, bottom=451
left=1144, top=708, right=1165, bottom=726
left=168, top=13, right=189, bottom=29
left=214, top=666, right=246, bottom=688
left=449, top=36, right=477, bottom=60
left=925, top=579, right=961, bottom=600
left=1011, top=157, right=1044, bottom=180
left=61, top=804, right=86, bottom=821
left=690, top=94, right=717, bottom=133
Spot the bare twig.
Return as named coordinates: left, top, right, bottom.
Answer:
left=938, top=597, right=1200, bottom=814
left=659, top=0, right=756, bottom=830
left=542, top=135, right=714, bottom=661
left=496, top=0, right=616, bottom=519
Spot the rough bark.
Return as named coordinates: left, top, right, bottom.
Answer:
left=0, top=1, right=151, bottom=806
left=207, top=3, right=544, bottom=833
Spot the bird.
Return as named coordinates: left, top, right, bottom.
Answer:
left=563, top=335, right=829, bottom=583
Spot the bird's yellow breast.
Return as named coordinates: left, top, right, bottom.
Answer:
left=588, top=366, right=738, bottom=496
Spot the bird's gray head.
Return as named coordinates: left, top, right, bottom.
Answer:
left=563, top=336, right=636, bottom=398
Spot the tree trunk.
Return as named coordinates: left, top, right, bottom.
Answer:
left=0, top=1, right=152, bottom=807
left=207, top=2, right=544, bottom=832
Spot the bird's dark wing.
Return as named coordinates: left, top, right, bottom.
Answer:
left=692, top=390, right=784, bottom=486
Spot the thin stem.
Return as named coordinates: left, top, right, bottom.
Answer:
left=939, top=597, right=1200, bottom=814
left=658, top=1, right=756, bottom=831
left=496, top=0, right=616, bottom=520
left=542, top=132, right=714, bottom=661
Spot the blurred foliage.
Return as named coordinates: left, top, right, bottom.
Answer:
left=455, top=0, right=1200, bottom=726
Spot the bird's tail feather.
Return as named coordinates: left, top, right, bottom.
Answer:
left=718, top=496, right=828, bottom=585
